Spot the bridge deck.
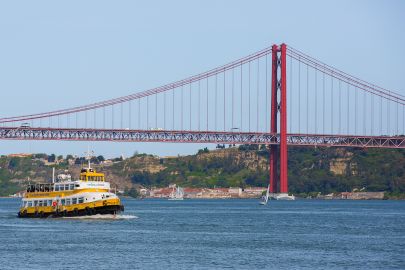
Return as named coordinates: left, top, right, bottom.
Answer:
left=1, top=127, right=404, bottom=149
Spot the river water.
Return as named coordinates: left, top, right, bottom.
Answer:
left=1, top=198, right=404, bottom=269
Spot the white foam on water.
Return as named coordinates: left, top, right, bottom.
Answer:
left=62, top=214, right=138, bottom=220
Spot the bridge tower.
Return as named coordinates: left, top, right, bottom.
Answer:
left=269, top=43, right=288, bottom=194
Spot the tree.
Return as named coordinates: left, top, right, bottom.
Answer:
left=66, top=155, right=74, bottom=160
left=127, top=188, right=140, bottom=198
left=48, top=154, right=56, bottom=162
left=97, top=155, right=105, bottom=162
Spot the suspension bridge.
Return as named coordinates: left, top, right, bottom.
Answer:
left=1, top=43, right=404, bottom=194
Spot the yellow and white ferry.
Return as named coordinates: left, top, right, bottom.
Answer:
left=18, top=161, right=124, bottom=218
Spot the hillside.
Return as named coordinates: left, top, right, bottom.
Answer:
left=1, top=146, right=405, bottom=198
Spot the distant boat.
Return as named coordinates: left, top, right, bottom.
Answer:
left=168, top=186, right=184, bottom=200
left=259, top=184, right=270, bottom=205
left=274, top=193, right=295, bottom=200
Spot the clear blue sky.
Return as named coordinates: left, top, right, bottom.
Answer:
left=0, top=0, right=404, bottom=158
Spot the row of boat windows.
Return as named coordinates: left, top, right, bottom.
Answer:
left=54, top=184, right=76, bottom=191
left=23, top=197, right=85, bottom=207
left=79, top=176, right=104, bottom=181
left=26, top=184, right=78, bottom=193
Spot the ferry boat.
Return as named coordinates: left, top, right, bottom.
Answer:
left=18, top=162, right=124, bottom=218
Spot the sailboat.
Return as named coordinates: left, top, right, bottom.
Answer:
left=168, top=186, right=184, bottom=200
left=259, top=184, right=270, bottom=205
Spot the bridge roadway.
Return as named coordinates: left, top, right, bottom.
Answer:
left=1, top=127, right=405, bottom=149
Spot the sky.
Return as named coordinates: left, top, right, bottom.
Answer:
left=0, top=0, right=404, bottom=158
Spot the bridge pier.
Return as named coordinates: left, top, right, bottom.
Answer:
left=269, top=43, right=288, bottom=194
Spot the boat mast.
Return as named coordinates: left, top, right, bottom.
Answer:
left=85, top=146, right=94, bottom=169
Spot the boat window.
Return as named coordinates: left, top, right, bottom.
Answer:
left=55, top=185, right=60, bottom=191
left=34, top=200, right=38, bottom=207
left=65, top=184, right=70, bottom=190
left=66, top=198, right=71, bottom=205
left=69, top=184, right=75, bottom=190
left=78, top=197, right=84, bottom=203
left=39, top=200, right=43, bottom=207
left=28, top=201, right=32, bottom=207
left=61, top=199, right=65, bottom=205
left=72, top=198, right=77, bottom=204
left=47, top=200, right=52, bottom=206
left=60, top=185, right=65, bottom=191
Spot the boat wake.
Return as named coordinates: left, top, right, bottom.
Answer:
left=62, top=214, right=138, bottom=220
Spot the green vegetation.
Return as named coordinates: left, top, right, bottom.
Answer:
left=125, top=146, right=405, bottom=197
left=0, top=146, right=404, bottom=198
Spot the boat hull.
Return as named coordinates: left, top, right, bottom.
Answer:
left=18, top=204, right=124, bottom=218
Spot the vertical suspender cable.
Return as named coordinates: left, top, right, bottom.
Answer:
left=240, top=62, right=243, bottom=131
left=380, top=95, right=382, bottom=135
left=223, top=69, right=226, bottom=131
left=371, top=94, right=374, bottom=135
left=266, top=55, right=268, bottom=132
left=129, top=101, right=131, bottom=130
left=121, top=103, right=123, bottom=129
left=164, top=91, right=166, bottom=130
left=155, top=90, right=158, bottom=129
left=181, top=85, right=184, bottom=130
left=322, top=71, right=325, bottom=134
left=206, top=77, right=209, bottom=131
left=387, top=91, right=390, bottom=135
left=138, top=99, right=140, bottom=129
left=111, top=105, right=114, bottom=129
left=190, top=83, right=192, bottom=130
left=103, top=106, right=106, bottom=129
left=306, top=64, right=309, bottom=134
left=232, top=68, right=234, bottom=131
left=215, top=75, right=217, bottom=131
left=331, top=74, right=333, bottom=134
left=298, top=57, right=301, bottom=133
left=147, top=96, right=149, bottom=130
left=347, top=84, right=349, bottom=134
left=248, top=62, right=251, bottom=132
left=289, top=55, right=292, bottom=133
left=314, top=65, right=317, bottom=134
left=355, top=87, right=358, bottom=135
left=257, top=58, right=260, bottom=132
left=339, top=80, right=341, bottom=134
left=173, top=88, right=175, bottom=130
left=396, top=97, right=399, bottom=135
left=198, top=80, right=201, bottom=131
left=363, top=90, right=366, bottom=135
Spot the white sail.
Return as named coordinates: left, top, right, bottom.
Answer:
left=259, top=184, right=270, bottom=205
left=169, top=186, right=184, bottom=200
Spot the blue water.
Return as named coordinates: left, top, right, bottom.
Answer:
left=1, top=198, right=404, bottom=269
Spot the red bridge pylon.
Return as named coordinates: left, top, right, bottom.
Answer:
left=270, top=43, right=288, bottom=194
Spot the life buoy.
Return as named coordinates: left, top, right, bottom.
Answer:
left=52, top=201, right=57, bottom=207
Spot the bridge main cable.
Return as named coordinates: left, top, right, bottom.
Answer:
left=0, top=46, right=274, bottom=123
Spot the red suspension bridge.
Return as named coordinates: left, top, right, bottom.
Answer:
left=1, top=43, right=405, bottom=193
